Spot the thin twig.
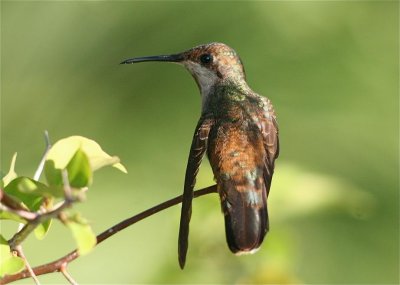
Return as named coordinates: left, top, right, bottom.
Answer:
left=1, top=185, right=218, bottom=284
left=14, top=223, right=40, bottom=283
left=33, top=131, right=51, bottom=181
left=60, top=263, right=77, bottom=285
left=0, top=204, right=37, bottom=221
left=14, top=227, right=40, bottom=284
left=14, top=245, right=40, bottom=285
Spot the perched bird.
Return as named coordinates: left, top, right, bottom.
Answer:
left=121, top=42, right=279, bottom=269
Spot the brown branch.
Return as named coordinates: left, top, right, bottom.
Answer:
left=1, top=185, right=218, bottom=284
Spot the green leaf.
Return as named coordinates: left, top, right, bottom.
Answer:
left=4, top=177, right=61, bottom=212
left=1, top=153, right=18, bottom=188
left=111, top=162, right=127, bottom=174
left=38, top=185, right=64, bottom=199
left=65, top=213, right=96, bottom=255
left=44, top=160, right=62, bottom=186
left=3, top=178, right=57, bottom=238
left=0, top=235, right=25, bottom=277
left=5, top=177, right=63, bottom=199
left=0, top=190, right=28, bottom=212
left=3, top=179, right=59, bottom=237
left=44, top=136, right=127, bottom=187
left=34, top=219, right=53, bottom=240
left=66, top=148, right=92, bottom=188
left=4, top=177, right=44, bottom=211
left=34, top=197, right=55, bottom=239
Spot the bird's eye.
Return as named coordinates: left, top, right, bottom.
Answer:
left=199, top=53, right=213, bottom=64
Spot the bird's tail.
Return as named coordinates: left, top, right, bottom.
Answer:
left=220, top=177, right=269, bottom=254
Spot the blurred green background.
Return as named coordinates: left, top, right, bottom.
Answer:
left=1, top=1, right=398, bottom=284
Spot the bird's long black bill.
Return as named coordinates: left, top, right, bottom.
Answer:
left=120, top=54, right=184, bottom=65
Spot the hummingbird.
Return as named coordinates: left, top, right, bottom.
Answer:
left=121, top=42, right=279, bottom=269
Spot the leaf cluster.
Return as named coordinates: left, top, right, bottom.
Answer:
left=0, top=136, right=126, bottom=278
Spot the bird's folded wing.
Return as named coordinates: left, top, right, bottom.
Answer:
left=178, top=115, right=214, bottom=269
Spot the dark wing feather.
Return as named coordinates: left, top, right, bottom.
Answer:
left=178, top=116, right=213, bottom=269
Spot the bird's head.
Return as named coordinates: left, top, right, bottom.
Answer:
left=121, top=43, right=247, bottom=98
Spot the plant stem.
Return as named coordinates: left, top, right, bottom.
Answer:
left=7, top=200, right=73, bottom=251
left=0, top=185, right=217, bottom=284
left=15, top=245, right=40, bottom=285
left=60, top=263, right=78, bottom=285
